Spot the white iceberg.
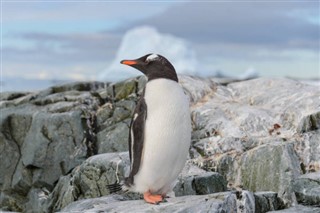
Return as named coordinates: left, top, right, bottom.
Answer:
left=98, top=26, right=200, bottom=81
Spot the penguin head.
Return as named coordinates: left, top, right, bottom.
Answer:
left=120, top=53, right=178, bottom=82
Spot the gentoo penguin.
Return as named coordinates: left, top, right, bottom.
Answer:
left=108, top=53, right=191, bottom=204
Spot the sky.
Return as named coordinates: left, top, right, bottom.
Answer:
left=1, top=0, right=320, bottom=91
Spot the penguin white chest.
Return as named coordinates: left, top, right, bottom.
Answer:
left=132, top=79, right=191, bottom=194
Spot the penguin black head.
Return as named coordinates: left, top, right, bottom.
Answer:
left=120, top=54, right=178, bottom=82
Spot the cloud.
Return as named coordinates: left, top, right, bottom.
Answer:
left=134, top=1, right=319, bottom=50
left=118, top=1, right=319, bottom=79
left=3, top=31, right=121, bottom=64
left=2, top=1, right=180, bottom=32
left=2, top=1, right=319, bottom=83
left=2, top=31, right=122, bottom=81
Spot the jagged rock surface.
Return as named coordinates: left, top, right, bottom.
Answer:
left=0, top=82, right=106, bottom=212
left=0, top=76, right=319, bottom=212
left=61, top=191, right=283, bottom=213
left=292, top=172, right=320, bottom=206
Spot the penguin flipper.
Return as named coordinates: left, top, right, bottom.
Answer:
left=127, top=93, right=147, bottom=185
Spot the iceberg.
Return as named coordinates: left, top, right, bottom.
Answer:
left=98, top=26, right=199, bottom=81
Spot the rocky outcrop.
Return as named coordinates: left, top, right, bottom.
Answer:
left=61, top=191, right=283, bottom=213
left=0, top=82, right=106, bottom=211
left=187, top=77, right=319, bottom=206
left=0, top=76, right=319, bottom=212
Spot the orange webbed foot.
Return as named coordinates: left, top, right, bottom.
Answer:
left=143, top=191, right=164, bottom=204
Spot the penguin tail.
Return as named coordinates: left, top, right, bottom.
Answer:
left=107, top=182, right=123, bottom=193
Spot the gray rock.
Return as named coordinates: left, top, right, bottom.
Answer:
left=60, top=193, right=226, bottom=213
left=43, top=152, right=132, bottom=212
left=44, top=153, right=225, bottom=212
left=48, top=152, right=284, bottom=212
left=294, top=130, right=320, bottom=174
left=0, top=81, right=105, bottom=212
left=267, top=204, right=320, bottom=213
left=1, top=76, right=319, bottom=212
left=60, top=190, right=283, bottom=213
left=254, top=191, right=285, bottom=213
left=97, top=121, right=130, bottom=153
left=95, top=77, right=146, bottom=154
left=21, top=110, right=87, bottom=186
left=0, top=91, right=30, bottom=101
left=239, top=141, right=302, bottom=204
left=190, top=78, right=319, bottom=140
left=188, top=77, right=320, bottom=205
left=218, top=191, right=257, bottom=213
left=179, top=75, right=217, bottom=104
left=175, top=172, right=227, bottom=196
left=50, top=81, right=106, bottom=93
left=108, top=77, right=138, bottom=101
left=293, top=172, right=320, bottom=205
left=24, top=188, right=50, bottom=213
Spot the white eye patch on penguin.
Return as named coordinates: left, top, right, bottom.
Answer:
left=145, top=54, right=159, bottom=62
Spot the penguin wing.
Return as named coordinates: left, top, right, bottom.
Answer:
left=107, top=96, right=147, bottom=193
left=126, top=95, right=147, bottom=185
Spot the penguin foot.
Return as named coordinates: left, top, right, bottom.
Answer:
left=143, top=191, right=163, bottom=204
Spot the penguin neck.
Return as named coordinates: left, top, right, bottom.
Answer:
left=146, top=72, right=178, bottom=83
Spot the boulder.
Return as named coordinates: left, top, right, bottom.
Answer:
left=292, top=172, right=320, bottom=205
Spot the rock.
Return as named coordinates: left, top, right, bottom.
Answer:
left=0, top=91, right=30, bottom=101
left=50, top=81, right=106, bottom=93
left=0, top=77, right=147, bottom=212
left=0, top=82, right=105, bottom=212
left=218, top=191, right=257, bottom=213
left=60, top=193, right=225, bottom=213
left=294, top=130, right=320, bottom=173
left=190, top=78, right=319, bottom=140
left=293, top=172, right=320, bottom=205
left=60, top=190, right=283, bottom=213
left=1, top=76, right=319, bottom=212
left=179, top=75, right=217, bottom=104
left=174, top=171, right=227, bottom=196
left=44, top=153, right=225, bottom=212
left=189, top=78, right=320, bottom=205
left=268, top=204, right=320, bottom=213
left=43, top=152, right=132, bottom=212
left=239, top=141, right=302, bottom=204
left=24, top=188, right=49, bottom=213
left=45, top=152, right=283, bottom=212
left=97, top=121, right=130, bottom=153
left=105, top=76, right=146, bottom=101
left=95, top=77, right=146, bottom=154
left=254, top=191, right=286, bottom=213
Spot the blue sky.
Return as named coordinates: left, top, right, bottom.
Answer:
left=1, top=0, right=320, bottom=86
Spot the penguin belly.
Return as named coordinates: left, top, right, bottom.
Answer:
left=132, top=79, right=191, bottom=194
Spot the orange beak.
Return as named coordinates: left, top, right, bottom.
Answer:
left=120, top=60, right=138, bottom=66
